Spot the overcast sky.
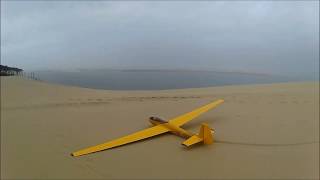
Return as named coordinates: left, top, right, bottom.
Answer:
left=1, top=1, right=319, bottom=78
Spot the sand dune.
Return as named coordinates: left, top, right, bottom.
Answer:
left=1, top=77, right=319, bottom=179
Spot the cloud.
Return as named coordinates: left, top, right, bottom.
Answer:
left=1, top=1, right=318, bottom=78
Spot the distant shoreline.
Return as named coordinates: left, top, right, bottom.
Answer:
left=19, top=69, right=309, bottom=91
left=2, top=76, right=318, bottom=92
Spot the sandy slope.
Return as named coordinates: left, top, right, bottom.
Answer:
left=1, top=77, right=319, bottom=179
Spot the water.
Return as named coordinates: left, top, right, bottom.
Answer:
left=34, top=69, right=295, bottom=90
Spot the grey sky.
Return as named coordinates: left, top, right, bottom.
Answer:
left=1, top=1, right=319, bottom=78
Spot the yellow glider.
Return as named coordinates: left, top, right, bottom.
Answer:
left=71, top=99, right=224, bottom=157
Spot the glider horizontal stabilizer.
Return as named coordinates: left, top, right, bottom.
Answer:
left=182, top=123, right=214, bottom=146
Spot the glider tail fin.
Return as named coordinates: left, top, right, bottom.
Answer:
left=182, top=123, right=214, bottom=147
left=198, top=123, right=214, bottom=145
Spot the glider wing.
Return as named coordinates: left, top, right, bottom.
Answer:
left=72, top=124, right=170, bottom=157
left=169, top=99, right=224, bottom=127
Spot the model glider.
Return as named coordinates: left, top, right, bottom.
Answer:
left=71, top=99, right=224, bottom=157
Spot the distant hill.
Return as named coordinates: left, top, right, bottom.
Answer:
left=0, top=65, right=23, bottom=76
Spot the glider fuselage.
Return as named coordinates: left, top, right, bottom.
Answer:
left=149, top=116, right=193, bottom=138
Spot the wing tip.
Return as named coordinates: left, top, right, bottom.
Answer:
left=217, top=99, right=225, bottom=103
left=71, top=152, right=81, bottom=157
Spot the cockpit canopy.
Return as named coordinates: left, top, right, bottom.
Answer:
left=149, top=116, right=168, bottom=125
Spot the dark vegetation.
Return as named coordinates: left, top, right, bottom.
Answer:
left=0, top=65, right=23, bottom=76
